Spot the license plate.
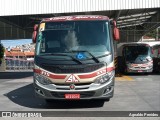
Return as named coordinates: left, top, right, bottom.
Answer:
left=65, top=94, right=80, bottom=99
left=138, top=70, right=143, bottom=72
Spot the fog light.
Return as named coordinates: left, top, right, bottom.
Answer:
left=36, top=88, right=44, bottom=95
left=103, top=87, right=111, bottom=95
left=106, top=88, right=110, bottom=92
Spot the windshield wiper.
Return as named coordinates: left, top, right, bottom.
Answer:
left=69, top=50, right=101, bottom=63
left=40, top=53, right=83, bottom=64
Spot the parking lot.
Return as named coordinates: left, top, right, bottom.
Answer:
left=0, top=72, right=159, bottom=117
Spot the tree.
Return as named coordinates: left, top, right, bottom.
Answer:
left=0, top=44, right=5, bottom=64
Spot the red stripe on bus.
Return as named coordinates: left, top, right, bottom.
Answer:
left=49, top=74, right=66, bottom=79
left=78, top=67, right=115, bottom=79
left=33, top=69, right=41, bottom=73
left=78, top=72, right=97, bottom=79
left=107, top=67, right=115, bottom=72
left=34, top=69, right=66, bottom=79
left=34, top=67, right=115, bottom=80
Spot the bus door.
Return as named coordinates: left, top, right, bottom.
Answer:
left=152, top=45, right=160, bottom=72
left=157, top=47, right=160, bottom=72
left=121, top=46, right=128, bottom=73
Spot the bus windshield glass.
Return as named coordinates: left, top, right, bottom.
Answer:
left=36, top=21, right=111, bottom=58
left=124, top=45, right=150, bottom=62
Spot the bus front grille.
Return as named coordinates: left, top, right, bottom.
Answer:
left=40, top=63, right=104, bottom=73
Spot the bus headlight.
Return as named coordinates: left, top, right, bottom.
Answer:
left=146, top=57, right=152, bottom=61
left=94, top=71, right=114, bottom=84
left=34, top=73, right=52, bottom=85
left=147, top=63, right=153, bottom=68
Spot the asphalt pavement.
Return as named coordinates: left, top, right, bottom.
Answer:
left=0, top=72, right=160, bottom=119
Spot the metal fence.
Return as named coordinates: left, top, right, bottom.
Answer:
left=5, top=58, right=34, bottom=71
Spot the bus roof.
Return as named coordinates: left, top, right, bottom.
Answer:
left=117, top=41, right=160, bottom=56
left=42, top=15, right=110, bottom=22
left=118, top=41, right=160, bottom=47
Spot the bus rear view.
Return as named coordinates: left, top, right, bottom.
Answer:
left=32, top=15, right=119, bottom=102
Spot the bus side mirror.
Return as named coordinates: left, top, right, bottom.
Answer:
left=111, top=20, right=120, bottom=41
left=151, top=49, right=154, bottom=54
left=113, top=27, right=120, bottom=41
left=32, top=24, right=38, bottom=43
left=158, top=49, right=160, bottom=54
